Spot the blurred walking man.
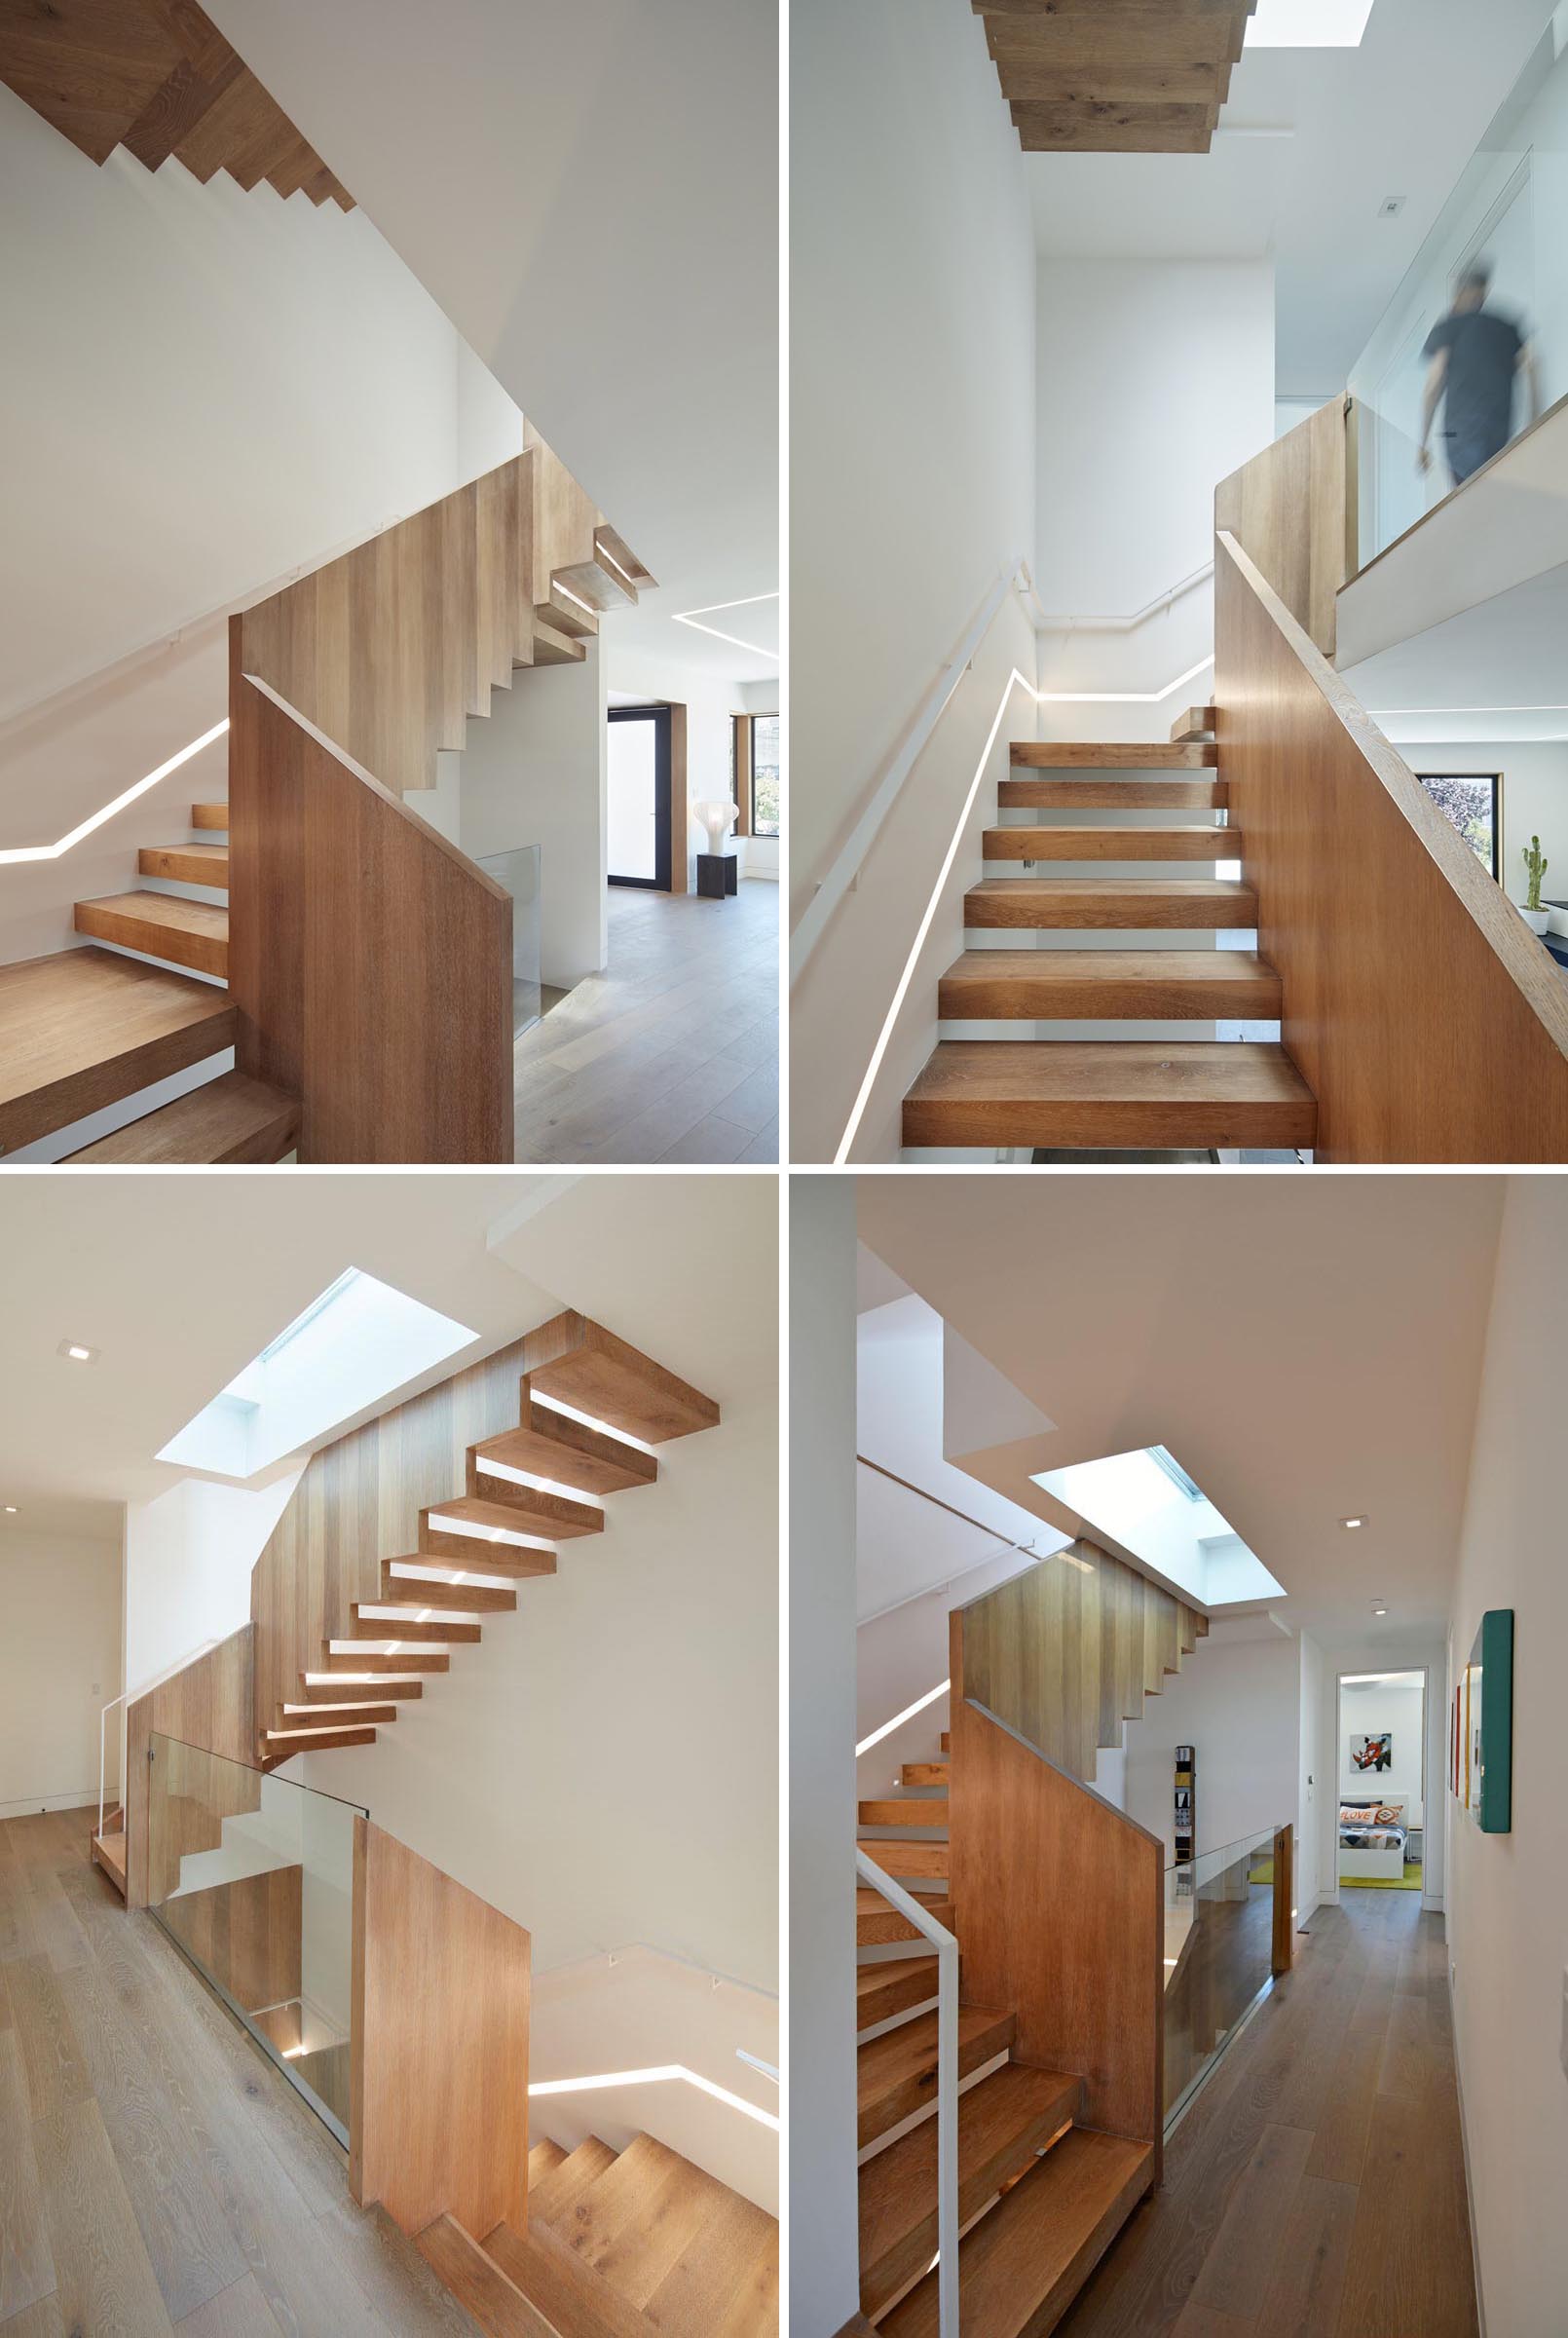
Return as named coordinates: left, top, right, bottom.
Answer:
left=1418, top=263, right=1540, bottom=488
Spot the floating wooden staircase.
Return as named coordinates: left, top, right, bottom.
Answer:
left=904, top=719, right=1319, bottom=1155
left=0, top=0, right=355, bottom=205
left=90, top=1806, right=127, bottom=1898
left=419, top=2131, right=778, bottom=2336
left=854, top=1723, right=1153, bottom=2331
left=261, top=1312, right=718, bottom=1765
left=977, top=0, right=1257, bottom=154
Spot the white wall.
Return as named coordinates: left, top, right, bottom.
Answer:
left=122, top=1474, right=300, bottom=1708
left=1444, top=1177, right=1568, bottom=2338
left=788, top=1178, right=863, bottom=2331
left=454, top=643, right=609, bottom=988
left=0, top=1528, right=123, bottom=1816
left=1379, top=735, right=1568, bottom=915
left=790, top=0, right=1035, bottom=1161
left=1339, top=1673, right=1426, bottom=1825
left=1034, top=259, right=1275, bottom=726
left=0, top=85, right=519, bottom=725
left=1298, top=1631, right=1325, bottom=1920
left=1121, top=1629, right=1301, bottom=1867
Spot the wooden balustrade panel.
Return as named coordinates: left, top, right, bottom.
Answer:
left=351, top=1819, right=531, bottom=2240
left=1214, top=396, right=1354, bottom=658
left=236, top=446, right=531, bottom=801
left=248, top=1334, right=535, bottom=1744
left=125, top=1624, right=256, bottom=1907
left=952, top=1613, right=1163, bottom=2162
left=228, top=667, right=512, bottom=1161
left=1215, top=533, right=1568, bottom=1160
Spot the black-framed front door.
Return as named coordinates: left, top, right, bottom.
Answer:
left=608, top=704, right=673, bottom=890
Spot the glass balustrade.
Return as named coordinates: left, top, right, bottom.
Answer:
left=1163, top=1826, right=1282, bottom=2131
left=1349, top=16, right=1568, bottom=565
left=475, top=843, right=543, bottom=1037
left=147, top=1731, right=365, bottom=2146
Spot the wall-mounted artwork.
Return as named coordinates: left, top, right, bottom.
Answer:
left=1350, top=1731, right=1393, bottom=1774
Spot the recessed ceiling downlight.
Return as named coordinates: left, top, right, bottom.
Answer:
left=57, top=1339, right=97, bottom=1363
left=1341, top=1516, right=1366, bottom=1529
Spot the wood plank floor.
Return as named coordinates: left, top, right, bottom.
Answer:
left=0, top=1806, right=479, bottom=2336
left=1056, top=1886, right=1477, bottom=2338
left=512, top=879, right=778, bottom=1164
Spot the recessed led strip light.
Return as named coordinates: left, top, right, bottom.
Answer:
left=528, top=1386, right=658, bottom=1459
left=529, top=2064, right=779, bottom=2132
left=0, top=719, right=229, bottom=865
left=672, top=591, right=780, bottom=662
left=473, top=1456, right=606, bottom=1508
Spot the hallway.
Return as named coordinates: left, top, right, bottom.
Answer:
left=0, top=1806, right=476, bottom=2336
left=512, top=878, right=779, bottom=1164
left=1056, top=1886, right=1477, bottom=2338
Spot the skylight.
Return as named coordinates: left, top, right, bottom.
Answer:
left=1031, top=1447, right=1286, bottom=1608
left=158, top=1269, right=477, bottom=1479
left=1246, top=0, right=1374, bottom=46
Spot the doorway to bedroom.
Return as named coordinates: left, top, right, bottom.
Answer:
left=1336, top=1667, right=1428, bottom=1895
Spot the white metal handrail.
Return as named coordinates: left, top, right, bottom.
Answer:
left=856, top=1847, right=959, bottom=2335
left=1033, top=559, right=1213, bottom=632
left=98, top=1638, right=220, bottom=1838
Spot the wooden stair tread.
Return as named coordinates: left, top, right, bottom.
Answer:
left=1171, top=704, right=1219, bottom=743
left=191, top=803, right=229, bottom=829
left=0, top=946, right=236, bottom=1154
left=983, top=826, right=1237, bottom=861
left=859, top=1799, right=950, bottom=1828
left=998, top=776, right=1226, bottom=810
left=527, top=1313, right=720, bottom=1443
left=321, top=1648, right=450, bottom=1673
left=529, top=2139, right=569, bottom=2187
left=74, top=889, right=229, bottom=976
left=91, top=1831, right=128, bottom=1895
left=474, top=1388, right=658, bottom=1494
left=416, top=2213, right=580, bottom=2338
left=638, top=2187, right=778, bottom=2335
left=904, top=1041, right=1317, bottom=1150
left=380, top=1568, right=517, bottom=1613
left=483, top=2221, right=651, bottom=2338
left=529, top=2136, right=620, bottom=2231
left=858, top=2005, right=1017, bottom=2148
left=460, top=1474, right=606, bottom=1536
left=550, top=2131, right=690, bottom=2253
left=856, top=1888, right=953, bottom=1948
left=858, top=1838, right=950, bottom=1880
left=63, top=1070, right=298, bottom=1164
left=902, top=1762, right=950, bottom=1788
left=1009, top=741, right=1216, bottom=769
left=941, top=1733, right=950, bottom=1752
left=264, top=1725, right=377, bottom=1755
left=939, top=950, right=1282, bottom=1020
left=878, top=2129, right=1155, bottom=2338
left=410, top=1528, right=560, bottom=1577
left=280, top=1701, right=400, bottom=1722
left=860, top=2063, right=1085, bottom=2319
left=297, top=1675, right=423, bottom=1700
left=137, top=842, right=230, bottom=886
left=424, top=1492, right=584, bottom=1542
left=857, top=1958, right=940, bottom=2030
left=965, top=878, right=1255, bottom=929
left=349, top=1608, right=482, bottom=1642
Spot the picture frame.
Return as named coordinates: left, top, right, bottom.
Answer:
left=1466, top=1608, right=1514, bottom=1832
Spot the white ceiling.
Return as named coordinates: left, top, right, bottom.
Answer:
left=1344, top=555, right=1568, bottom=740
left=204, top=0, right=778, bottom=686
left=856, top=1174, right=1506, bottom=1645
left=0, top=1171, right=776, bottom=1543
left=1023, top=0, right=1556, bottom=391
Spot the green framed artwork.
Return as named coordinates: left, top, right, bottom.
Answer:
left=1465, top=1608, right=1513, bottom=1833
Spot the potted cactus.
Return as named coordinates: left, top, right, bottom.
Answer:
left=1521, top=835, right=1550, bottom=935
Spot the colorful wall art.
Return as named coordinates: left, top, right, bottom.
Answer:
left=1350, top=1731, right=1393, bottom=1774
left=1451, top=1609, right=1513, bottom=1832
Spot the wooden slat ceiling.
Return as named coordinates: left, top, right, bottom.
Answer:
left=974, top=0, right=1259, bottom=154
left=0, top=0, right=354, bottom=207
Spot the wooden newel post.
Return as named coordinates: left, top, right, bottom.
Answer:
left=1271, top=1823, right=1294, bottom=1977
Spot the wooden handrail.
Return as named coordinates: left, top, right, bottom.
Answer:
left=1215, top=527, right=1568, bottom=1160
left=228, top=670, right=513, bottom=1161
left=950, top=1610, right=1164, bottom=2177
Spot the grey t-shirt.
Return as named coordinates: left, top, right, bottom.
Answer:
left=1423, top=307, right=1524, bottom=441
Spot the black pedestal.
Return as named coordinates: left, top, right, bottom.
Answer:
left=697, top=852, right=739, bottom=899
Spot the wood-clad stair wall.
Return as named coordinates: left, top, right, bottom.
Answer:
left=0, top=0, right=354, bottom=206
left=960, top=1537, right=1209, bottom=1786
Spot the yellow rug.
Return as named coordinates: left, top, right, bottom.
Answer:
left=1340, top=1859, right=1423, bottom=1892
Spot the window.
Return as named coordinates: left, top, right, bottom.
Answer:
left=1416, top=773, right=1501, bottom=881
left=751, top=714, right=781, bottom=838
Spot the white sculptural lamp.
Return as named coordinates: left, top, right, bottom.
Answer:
left=693, top=799, right=737, bottom=857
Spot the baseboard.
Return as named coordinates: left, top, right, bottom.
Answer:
left=1450, top=1967, right=1488, bottom=2338
left=0, top=1790, right=102, bottom=1821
